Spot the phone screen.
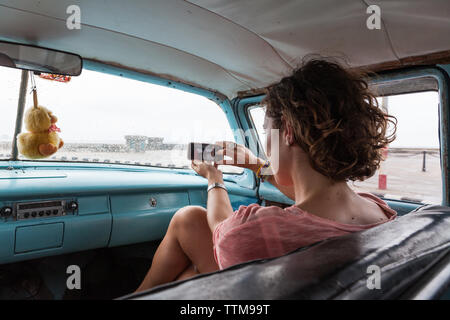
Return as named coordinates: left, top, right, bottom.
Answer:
left=187, top=143, right=223, bottom=162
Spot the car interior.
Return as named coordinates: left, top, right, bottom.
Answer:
left=0, top=0, right=449, bottom=300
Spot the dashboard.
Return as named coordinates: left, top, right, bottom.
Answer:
left=0, top=162, right=257, bottom=265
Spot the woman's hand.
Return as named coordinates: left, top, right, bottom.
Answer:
left=215, top=141, right=264, bottom=173
left=191, top=160, right=223, bottom=184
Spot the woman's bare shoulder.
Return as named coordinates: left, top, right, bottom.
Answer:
left=353, top=192, right=395, bottom=224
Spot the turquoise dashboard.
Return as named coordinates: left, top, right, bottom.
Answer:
left=0, top=161, right=257, bottom=265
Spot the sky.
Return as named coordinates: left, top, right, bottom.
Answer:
left=0, top=67, right=235, bottom=145
left=383, top=92, right=439, bottom=148
left=0, top=66, right=440, bottom=149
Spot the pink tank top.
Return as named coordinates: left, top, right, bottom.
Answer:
left=212, top=192, right=397, bottom=270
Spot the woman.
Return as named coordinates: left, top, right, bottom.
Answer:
left=135, top=57, right=397, bottom=292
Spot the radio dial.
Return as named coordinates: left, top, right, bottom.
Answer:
left=66, top=201, right=78, bottom=211
left=0, top=206, right=13, bottom=217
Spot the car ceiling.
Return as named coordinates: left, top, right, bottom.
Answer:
left=0, top=0, right=449, bottom=98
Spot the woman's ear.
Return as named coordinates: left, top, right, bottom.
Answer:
left=282, top=119, right=294, bottom=146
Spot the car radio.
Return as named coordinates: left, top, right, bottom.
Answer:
left=10, top=200, right=78, bottom=220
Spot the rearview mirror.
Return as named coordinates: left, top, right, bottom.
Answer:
left=0, top=40, right=82, bottom=76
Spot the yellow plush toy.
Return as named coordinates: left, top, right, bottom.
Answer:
left=17, top=89, right=63, bottom=159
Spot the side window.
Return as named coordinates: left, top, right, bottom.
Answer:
left=17, top=69, right=242, bottom=173
left=248, top=106, right=267, bottom=154
left=248, top=90, right=442, bottom=204
left=352, top=91, right=441, bottom=204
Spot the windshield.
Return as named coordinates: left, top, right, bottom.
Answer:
left=1, top=66, right=242, bottom=173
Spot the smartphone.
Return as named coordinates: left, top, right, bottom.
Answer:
left=187, top=142, right=223, bottom=162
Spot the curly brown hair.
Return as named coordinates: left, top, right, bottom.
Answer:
left=262, top=56, right=397, bottom=182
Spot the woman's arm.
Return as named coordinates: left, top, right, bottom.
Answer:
left=206, top=179, right=233, bottom=232
left=191, top=161, right=234, bottom=233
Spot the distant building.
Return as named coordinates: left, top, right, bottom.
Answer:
left=125, top=135, right=148, bottom=152
left=147, top=137, right=164, bottom=150
left=125, top=135, right=183, bottom=151
left=21, top=135, right=185, bottom=154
